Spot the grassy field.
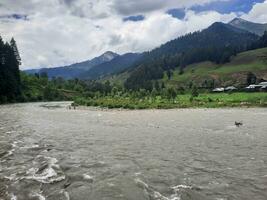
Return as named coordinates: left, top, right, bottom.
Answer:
left=75, top=92, right=267, bottom=109
left=167, top=48, right=267, bottom=87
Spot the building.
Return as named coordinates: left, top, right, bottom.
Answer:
left=259, top=82, right=267, bottom=86
left=245, top=84, right=265, bottom=92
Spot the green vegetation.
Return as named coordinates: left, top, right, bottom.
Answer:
left=20, top=73, right=83, bottom=102
left=74, top=93, right=267, bottom=109
left=0, top=37, right=21, bottom=103
left=1, top=32, right=267, bottom=109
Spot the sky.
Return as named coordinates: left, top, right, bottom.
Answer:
left=0, top=0, right=267, bottom=69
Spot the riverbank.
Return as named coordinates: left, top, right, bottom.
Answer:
left=74, top=92, right=267, bottom=109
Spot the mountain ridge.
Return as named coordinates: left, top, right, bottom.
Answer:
left=25, top=51, right=119, bottom=79
left=229, top=17, right=267, bottom=36
left=79, top=53, right=143, bottom=80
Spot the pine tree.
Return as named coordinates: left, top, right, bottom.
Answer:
left=10, top=38, right=21, bottom=65
left=0, top=36, right=21, bottom=103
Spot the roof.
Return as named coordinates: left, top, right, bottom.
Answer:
left=259, top=82, right=267, bottom=86
left=246, top=84, right=262, bottom=89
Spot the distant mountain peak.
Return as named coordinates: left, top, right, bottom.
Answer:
left=206, top=22, right=238, bottom=33
left=228, top=18, right=267, bottom=36
left=229, top=18, right=248, bottom=25
left=101, top=51, right=119, bottom=60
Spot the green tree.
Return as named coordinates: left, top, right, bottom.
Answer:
left=246, top=72, right=257, bottom=85
left=191, top=85, right=199, bottom=97
left=166, top=88, right=177, bottom=100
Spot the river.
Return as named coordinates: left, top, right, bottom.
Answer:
left=0, top=102, right=267, bottom=200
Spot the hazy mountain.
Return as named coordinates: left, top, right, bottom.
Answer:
left=67, top=51, right=119, bottom=71
left=79, top=53, right=143, bottom=80
left=229, top=18, right=267, bottom=36
left=25, top=51, right=119, bottom=79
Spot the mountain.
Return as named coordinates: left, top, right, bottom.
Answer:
left=25, top=51, right=119, bottom=79
left=229, top=18, right=267, bottom=36
left=124, top=22, right=259, bottom=90
left=79, top=53, right=143, bottom=80
left=67, top=51, right=119, bottom=71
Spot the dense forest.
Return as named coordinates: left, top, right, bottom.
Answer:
left=0, top=36, right=21, bottom=103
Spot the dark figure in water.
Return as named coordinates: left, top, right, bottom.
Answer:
left=235, top=121, right=243, bottom=127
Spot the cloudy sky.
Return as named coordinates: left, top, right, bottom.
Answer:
left=0, top=0, right=267, bottom=69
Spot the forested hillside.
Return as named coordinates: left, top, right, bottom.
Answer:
left=124, top=22, right=260, bottom=90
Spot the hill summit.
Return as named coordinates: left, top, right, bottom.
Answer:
left=229, top=18, right=267, bottom=36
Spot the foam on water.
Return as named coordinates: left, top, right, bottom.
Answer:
left=30, top=192, right=46, bottom=200
left=60, top=190, right=70, bottom=200
left=172, top=185, right=193, bottom=190
left=135, top=178, right=182, bottom=200
left=24, top=156, right=65, bottom=184
left=83, top=174, right=93, bottom=181
left=10, top=193, right=17, bottom=200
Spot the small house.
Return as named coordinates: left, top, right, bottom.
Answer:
left=259, top=82, right=267, bottom=86
left=245, top=84, right=262, bottom=92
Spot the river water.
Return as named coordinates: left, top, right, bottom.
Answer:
left=0, top=102, right=267, bottom=200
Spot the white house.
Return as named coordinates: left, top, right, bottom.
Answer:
left=259, top=82, right=267, bottom=86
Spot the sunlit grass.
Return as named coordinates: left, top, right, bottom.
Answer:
left=75, top=92, right=267, bottom=109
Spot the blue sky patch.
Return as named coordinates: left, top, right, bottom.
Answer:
left=167, top=8, right=186, bottom=19
left=123, top=15, right=145, bottom=22
left=191, top=0, right=264, bottom=14
left=0, top=14, right=28, bottom=20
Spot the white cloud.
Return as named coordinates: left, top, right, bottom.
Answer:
left=242, top=0, right=267, bottom=23
left=1, top=0, right=264, bottom=70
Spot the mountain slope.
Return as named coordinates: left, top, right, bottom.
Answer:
left=229, top=18, right=267, bottom=36
left=138, top=22, right=256, bottom=62
left=124, top=22, right=259, bottom=90
left=25, top=51, right=119, bottom=79
left=79, top=53, right=142, bottom=80
left=167, top=47, right=267, bottom=87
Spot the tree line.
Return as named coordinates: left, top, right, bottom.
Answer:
left=0, top=36, right=21, bottom=103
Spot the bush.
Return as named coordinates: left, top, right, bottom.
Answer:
left=191, top=85, right=199, bottom=97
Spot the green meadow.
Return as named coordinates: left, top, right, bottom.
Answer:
left=74, top=92, right=267, bottom=109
